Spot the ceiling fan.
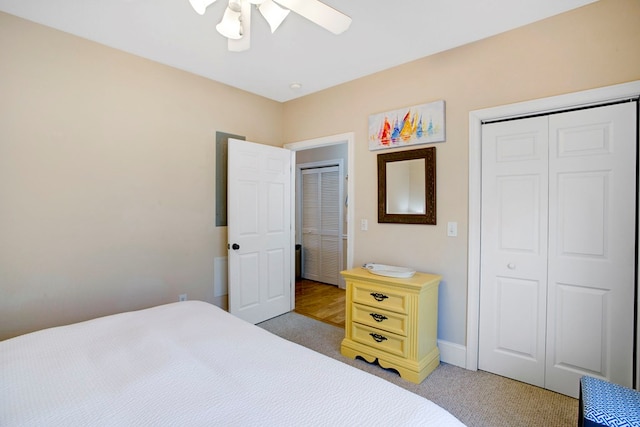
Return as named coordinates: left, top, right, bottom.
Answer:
left=189, top=0, right=352, bottom=52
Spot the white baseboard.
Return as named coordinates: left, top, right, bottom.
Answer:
left=438, top=339, right=468, bottom=369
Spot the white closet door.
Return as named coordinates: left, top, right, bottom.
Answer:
left=301, top=167, right=340, bottom=285
left=479, top=116, right=550, bottom=388
left=545, top=102, right=636, bottom=396
left=319, top=169, right=340, bottom=285
left=479, top=102, right=637, bottom=398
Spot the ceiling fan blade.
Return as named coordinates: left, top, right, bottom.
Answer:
left=273, top=0, right=351, bottom=34
left=228, top=0, right=252, bottom=52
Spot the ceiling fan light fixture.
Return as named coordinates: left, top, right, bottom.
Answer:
left=189, top=0, right=218, bottom=15
left=258, top=0, right=290, bottom=33
left=228, top=0, right=242, bottom=12
left=189, top=0, right=351, bottom=52
left=216, top=6, right=243, bottom=39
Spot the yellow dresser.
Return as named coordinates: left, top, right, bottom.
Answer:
left=340, top=267, right=441, bottom=384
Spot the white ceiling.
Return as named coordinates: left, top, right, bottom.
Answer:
left=0, top=0, right=597, bottom=102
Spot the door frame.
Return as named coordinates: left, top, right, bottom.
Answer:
left=466, top=81, right=640, bottom=382
left=285, top=133, right=355, bottom=300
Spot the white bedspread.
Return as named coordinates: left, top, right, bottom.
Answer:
left=1, top=301, right=464, bottom=426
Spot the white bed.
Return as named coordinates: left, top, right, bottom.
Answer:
left=1, top=301, right=464, bottom=426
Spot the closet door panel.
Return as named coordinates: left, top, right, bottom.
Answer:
left=319, top=235, right=339, bottom=284
left=478, top=116, right=549, bottom=387
left=553, top=284, right=607, bottom=373
left=319, top=170, right=340, bottom=285
left=546, top=102, right=636, bottom=397
left=302, top=172, right=320, bottom=281
left=556, top=172, right=607, bottom=257
left=494, top=277, right=542, bottom=359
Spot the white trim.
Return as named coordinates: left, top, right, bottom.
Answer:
left=438, top=340, right=467, bottom=369
left=290, top=150, right=297, bottom=310
left=466, top=81, right=640, bottom=371
left=285, top=133, right=355, bottom=271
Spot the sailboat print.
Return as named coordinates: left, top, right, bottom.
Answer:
left=378, top=117, right=392, bottom=145
left=391, top=117, right=401, bottom=143
left=368, top=100, right=445, bottom=150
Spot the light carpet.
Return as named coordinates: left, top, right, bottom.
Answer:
left=258, top=311, right=578, bottom=427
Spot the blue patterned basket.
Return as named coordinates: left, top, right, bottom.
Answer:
left=580, top=376, right=640, bottom=427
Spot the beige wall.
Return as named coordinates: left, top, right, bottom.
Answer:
left=1, top=0, right=639, bottom=347
left=0, top=12, right=283, bottom=339
left=282, top=0, right=640, bottom=346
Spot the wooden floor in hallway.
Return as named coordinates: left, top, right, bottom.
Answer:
left=294, top=279, right=345, bottom=328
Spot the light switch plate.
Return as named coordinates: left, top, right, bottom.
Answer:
left=447, top=222, right=458, bottom=237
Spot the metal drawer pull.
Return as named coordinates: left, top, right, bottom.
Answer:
left=369, top=333, right=388, bottom=343
left=370, top=292, right=389, bottom=302
left=369, top=313, right=388, bottom=322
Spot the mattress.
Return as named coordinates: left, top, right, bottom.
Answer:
left=0, top=301, right=464, bottom=426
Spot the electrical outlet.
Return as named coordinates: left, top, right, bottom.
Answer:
left=179, top=293, right=187, bottom=302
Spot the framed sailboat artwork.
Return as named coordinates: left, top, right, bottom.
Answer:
left=368, top=100, right=445, bottom=151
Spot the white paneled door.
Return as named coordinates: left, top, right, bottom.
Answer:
left=479, top=116, right=550, bottom=388
left=227, top=139, right=293, bottom=324
left=479, top=102, right=637, bottom=398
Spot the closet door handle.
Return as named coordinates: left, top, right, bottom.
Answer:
left=507, top=263, right=515, bottom=270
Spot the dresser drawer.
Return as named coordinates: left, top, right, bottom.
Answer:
left=351, top=282, right=408, bottom=314
left=352, top=303, right=407, bottom=336
left=351, top=323, right=407, bottom=358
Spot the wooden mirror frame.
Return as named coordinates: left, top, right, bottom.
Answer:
left=377, top=147, right=436, bottom=224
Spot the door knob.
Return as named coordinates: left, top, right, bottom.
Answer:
left=231, top=243, right=240, bottom=250
left=507, top=263, right=515, bottom=269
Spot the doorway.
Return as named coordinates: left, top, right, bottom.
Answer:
left=297, top=158, right=344, bottom=287
left=467, top=81, right=640, bottom=395
left=285, top=132, right=355, bottom=314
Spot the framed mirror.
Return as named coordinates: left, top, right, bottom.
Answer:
left=377, top=147, right=436, bottom=224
